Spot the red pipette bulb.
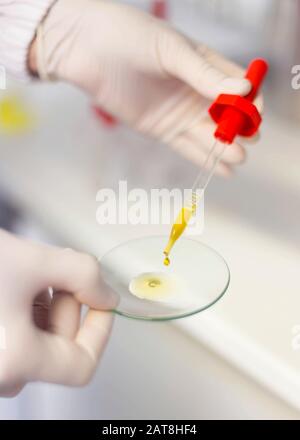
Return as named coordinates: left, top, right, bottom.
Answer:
left=209, top=59, right=269, bottom=144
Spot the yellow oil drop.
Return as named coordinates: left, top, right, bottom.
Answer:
left=148, top=279, right=161, bottom=288
left=129, top=272, right=183, bottom=302
left=164, top=256, right=170, bottom=266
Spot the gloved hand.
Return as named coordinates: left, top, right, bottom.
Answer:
left=0, top=229, right=116, bottom=397
left=31, top=0, right=263, bottom=177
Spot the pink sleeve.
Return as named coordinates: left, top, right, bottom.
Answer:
left=0, top=0, right=55, bottom=81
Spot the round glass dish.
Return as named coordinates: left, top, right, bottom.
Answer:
left=100, top=236, right=230, bottom=321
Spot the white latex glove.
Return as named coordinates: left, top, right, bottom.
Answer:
left=0, top=229, right=117, bottom=397
left=34, top=0, right=263, bottom=177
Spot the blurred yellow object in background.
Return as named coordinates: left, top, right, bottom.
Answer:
left=0, top=96, right=35, bottom=134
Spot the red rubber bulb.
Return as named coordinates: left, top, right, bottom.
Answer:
left=209, top=59, right=269, bottom=144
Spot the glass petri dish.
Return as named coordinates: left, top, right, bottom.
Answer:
left=100, top=236, right=230, bottom=321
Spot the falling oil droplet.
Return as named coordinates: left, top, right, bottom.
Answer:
left=164, top=256, right=170, bottom=266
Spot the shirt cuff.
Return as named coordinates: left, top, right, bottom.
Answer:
left=0, top=0, right=56, bottom=81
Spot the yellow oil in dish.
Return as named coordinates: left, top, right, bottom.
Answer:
left=129, top=272, right=184, bottom=302
left=163, top=194, right=197, bottom=266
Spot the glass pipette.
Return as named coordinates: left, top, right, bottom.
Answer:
left=163, top=58, right=269, bottom=265
left=162, top=138, right=226, bottom=266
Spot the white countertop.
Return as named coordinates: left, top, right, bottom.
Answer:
left=1, top=81, right=300, bottom=411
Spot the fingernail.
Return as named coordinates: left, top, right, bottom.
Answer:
left=218, top=164, right=234, bottom=178
left=218, top=78, right=251, bottom=96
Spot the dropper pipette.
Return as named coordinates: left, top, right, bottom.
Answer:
left=162, top=138, right=226, bottom=266
left=163, top=58, right=269, bottom=265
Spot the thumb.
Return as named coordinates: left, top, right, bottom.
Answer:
left=40, top=247, right=119, bottom=311
left=159, top=31, right=251, bottom=99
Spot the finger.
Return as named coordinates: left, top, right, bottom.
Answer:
left=197, top=44, right=246, bottom=78
left=186, top=131, right=246, bottom=166
left=146, top=86, right=205, bottom=143
left=253, top=94, right=264, bottom=113
left=185, top=118, right=247, bottom=165
left=48, top=291, right=81, bottom=339
left=242, top=131, right=261, bottom=144
left=161, top=33, right=251, bottom=99
left=200, top=45, right=265, bottom=112
left=40, top=248, right=118, bottom=311
left=171, top=135, right=233, bottom=177
left=0, top=382, right=25, bottom=398
left=76, top=309, right=113, bottom=365
left=34, top=311, right=113, bottom=386
left=211, top=161, right=233, bottom=178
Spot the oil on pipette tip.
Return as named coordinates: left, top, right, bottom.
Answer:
left=163, top=193, right=198, bottom=266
